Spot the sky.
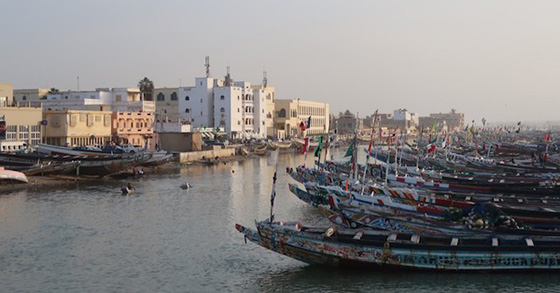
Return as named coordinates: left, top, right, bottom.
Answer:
left=2, top=0, right=560, bottom=124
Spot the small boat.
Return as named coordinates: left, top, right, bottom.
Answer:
left=180, top=182, right=192, bottom=189
left=121, top=183, right=135, bottom=195
left=0, top=167, right=28, bottom=184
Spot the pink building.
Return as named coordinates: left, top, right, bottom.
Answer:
left=111, top=111, right=154, bottom=148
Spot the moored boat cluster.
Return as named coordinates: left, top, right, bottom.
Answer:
left=237, top=131, right=560, bottom=271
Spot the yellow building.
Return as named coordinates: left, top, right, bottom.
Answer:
left=111, top=111, right=154, bottom=147
left=274, top=99, right=329, bottom=138
left=43, top=110, right=112, bottom=146
left=13, top=88, right=50, bottom=103
left=0, top=83, right=14, bottom=106
left=154, top=87, right=180, bottom=123
left=0, top=108, right=43, bottom=151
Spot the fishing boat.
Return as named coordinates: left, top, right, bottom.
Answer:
left=237, top=220, right=560, bottom=271
left=0, top=167, right=28, bottom=184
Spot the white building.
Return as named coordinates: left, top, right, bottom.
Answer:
left=40, top=88, right=154, bottom=112
left=159, top=73, right=275, bottom=139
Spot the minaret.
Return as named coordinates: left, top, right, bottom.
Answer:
left=262, top=71, right=268, bottom=88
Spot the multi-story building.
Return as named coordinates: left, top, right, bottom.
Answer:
left=0, top=84, right=43, bottom=151
left=111, top=111, right=154, bottom=147
left=274, top=99, right=329, bottom=138
left=156, top=72, right=275, bottom=139
left=43, top=110, right=112, bottom=146
left=419, top=109, right=465, bottom=133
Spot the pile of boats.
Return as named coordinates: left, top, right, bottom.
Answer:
left=236, top=133, right=560, bottom=271
left=0, top=144, right=173, bottom=183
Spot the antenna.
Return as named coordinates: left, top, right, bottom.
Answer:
left=205, top=56, right=210, bottom=77
left=227, top=66, right=230, bottom=75
left=263, top=71, right=268, bottom=88
left=77, top=76, right=80, bottom=91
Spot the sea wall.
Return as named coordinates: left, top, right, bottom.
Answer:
left=177, top=148, right=236, bottom=162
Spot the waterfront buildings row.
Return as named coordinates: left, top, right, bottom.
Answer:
left=1, top=69, right=331, bottom=150
left=334, top=108, right=465, bottom=137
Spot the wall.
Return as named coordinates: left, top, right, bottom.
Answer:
left=159, top=132, right=202, bottom=152
left=177, top=148, right=235, bottom=162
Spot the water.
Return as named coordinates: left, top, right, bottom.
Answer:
left=1, top=152, right=560, bottom=292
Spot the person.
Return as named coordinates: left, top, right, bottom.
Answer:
left=127, top=183, right=134, bottom=190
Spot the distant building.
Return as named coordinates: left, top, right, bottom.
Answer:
left=377, top=109, right=418, bottom=135
left=274, top=99, right=329, bottom=138
left=18, top=88, right=155, bottom=112
left=0, top=84, right=43, bottom=151
left=336, top=111, right=362, bottom=135
left=111, top=111, right=154, bottom=147
left=419, top=109, right=465, bottom=133
left=43, top=110, right=112, bottom=146
left=13, top=88, right=50, bottom=103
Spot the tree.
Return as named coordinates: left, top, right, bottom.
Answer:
left=138, top=77, right=154, bottom=101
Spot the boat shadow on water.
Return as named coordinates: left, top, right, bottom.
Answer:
left=252, top=265, right=560, bottom=292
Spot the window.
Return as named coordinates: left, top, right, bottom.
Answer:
left=238, top=108, right=240, bottom=112
left=185, top=96, right=190, bottom=101
left=116, top=94, right=122, bottom=102
left=157, top=93, right=164, bottom=101
left=278, top=108, right=286, bottom=118
left=220, top=95, right=225, bottom=100
left=185, top=108, right=190, bottom=113
left=200, top=99, right=202, bottom=103
left=22, top=96, right=27, bottom=100
left=171, top=92, right=177, bottom=101
left=220, top=107, right=225, bottom=113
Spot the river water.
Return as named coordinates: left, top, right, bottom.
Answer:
left=1, top=151, right=560, bottom=292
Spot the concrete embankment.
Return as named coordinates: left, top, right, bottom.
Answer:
left=176, top=148, right=236, bottom=163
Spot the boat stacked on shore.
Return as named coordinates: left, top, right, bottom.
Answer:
left=236, top=131, right=560, bottom=271
left=0, top=143, right=173, bottom=179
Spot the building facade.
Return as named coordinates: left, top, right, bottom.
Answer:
left=419, top=109, right=465, bottom=133
left=0, top=84, right=43, bottom=151
left=274, top=99, right=329, bottom=138
left=111, top=111, right=154, bottom=147
left=43, top=110, right=112, bottom=146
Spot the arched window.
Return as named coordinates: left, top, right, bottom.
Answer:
left=157, top=93, right=164, bottom=101
left=185, top=108, right=190, bottom=113
left=220, top=95, right=225, bottom=100
left=278, top=108, right=286, bottom=118
left=220, top=107, right=225, bottom=113
left=185, top=96, right=190, bottom=101
left=22, top=96, right=27, bottom=100
left=171, top=92, right=177, bottom=101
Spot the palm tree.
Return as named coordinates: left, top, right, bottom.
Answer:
left=138, top=77, right=154, bottom=101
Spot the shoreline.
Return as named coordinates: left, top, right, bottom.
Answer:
left=0, top=154, right=259, bottom=194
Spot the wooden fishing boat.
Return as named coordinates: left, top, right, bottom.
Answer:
left=237, top=220, right=560, bottom=271
left=0, top=167, right=28, bottom=184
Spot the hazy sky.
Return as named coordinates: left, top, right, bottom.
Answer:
left=2, top=1, right=560, bottom=123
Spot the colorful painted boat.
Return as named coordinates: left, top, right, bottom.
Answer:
left=236, top=220, right=560, bottom=271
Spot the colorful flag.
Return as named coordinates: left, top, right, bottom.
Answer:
left=299, top=121, right=306, bottom=131
left=545, top=134, right=550, bottom=142
left=302, top=137, right=309, bottom=154
left=344, top=139, right=355, bottom=157
left=306, top=116, right=312, bottom=129
left=427, top=144, right=436, bottom=153
left=314, top=136, right=323, bottom=157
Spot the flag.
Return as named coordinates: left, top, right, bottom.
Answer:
left=306, top=116, right=312, bottom=129
left=517, top=121, right=521, bottom=126
left=267, top=149, right=279, bottom=166
left=299, top=121, right=306, bottom=131
left=269, top=170, right=277, bottom=223
left=464, top=124, right=469, bottom=132
left=344, top=139, right=355, bottom=157
left=545, top=134, right=550, bottom=142
left=432, top=123, right=437, bottom=133
left=427, top=144, right=436, bottom=153
left=302, top=137, right=309, bottom=154
left=314, top=136, right=323, bottom=157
